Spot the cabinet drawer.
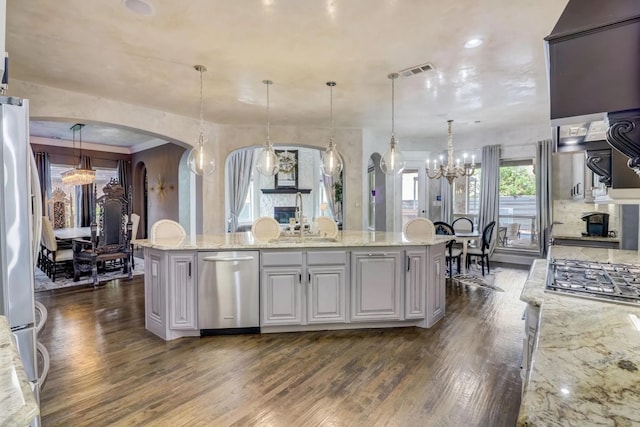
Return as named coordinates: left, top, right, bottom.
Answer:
left=307, top=251, right=347, bottom=265
left=262, top=251, right=303, bottom=267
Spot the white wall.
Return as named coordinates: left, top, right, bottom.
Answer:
left=15, top=79, right=557, bottom=234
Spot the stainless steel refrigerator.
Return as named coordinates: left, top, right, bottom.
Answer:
left=0, top=96, right=48, bottom=424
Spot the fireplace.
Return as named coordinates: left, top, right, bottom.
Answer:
left=274, top=206, right=296, bottom=224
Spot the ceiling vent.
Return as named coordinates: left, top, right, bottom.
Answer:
left=398, top=63, right=435, bottom=78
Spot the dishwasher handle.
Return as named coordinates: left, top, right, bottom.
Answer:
left=203, top=255, right=256, bottom=262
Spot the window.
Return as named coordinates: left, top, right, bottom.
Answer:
left=237, top=180, right=254, bottom=224
left=49, top=164, right=118, bottom=227
left=452, top=167, right=481, bottom=227
left=401, top=169, right=419, bottom=229
left=498, top=159, right=538, bottom=250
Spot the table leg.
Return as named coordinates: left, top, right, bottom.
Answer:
left=461, top=239, right=468, bottom=275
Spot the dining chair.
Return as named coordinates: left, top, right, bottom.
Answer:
left=433, top=221, right=462, bottom=277
left=452, top=217, right=474, bottom=233
left=73, top=180, right=132, bottom=286
left=150, top=219, right=186, bottom=240
left=251, top=216, right=281, bottom=241
left=315, top=216, right=339, bottom=239
left=465, top=221, right=497, bottom=276
left=403, top=217, right=435, bottom=241
left=41, top=216, right=73, bottom=282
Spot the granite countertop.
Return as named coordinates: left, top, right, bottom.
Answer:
left=0, top=316, right=39, bottom=427
left=552, top=234, right=620, bottom=243
left=518, top=246, right=640, bottom=426
left=134, top=230, right=451, bottom=251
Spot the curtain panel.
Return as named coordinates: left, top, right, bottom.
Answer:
left=440, top=178, right=452, bottom=224
left=117, top=159, right=129, bottom=197
left=477, top=144, right=500, bottom=231
left=34, top=151, right=52, bottom=217
left=536, top=139, right=553, bottom=257
left=227, top=150, right=255, bottom=232
left=76, top=156, right=95, bottom=227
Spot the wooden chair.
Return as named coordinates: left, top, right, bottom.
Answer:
left=465, top=221, right=497, bottom=276
left=73, top=179, right=132, bottom=287
left=433, top=221, right=462, bottom=277
left=48, top=187, right=72, bottom=229
left=40, top=216, right=73, bottom=282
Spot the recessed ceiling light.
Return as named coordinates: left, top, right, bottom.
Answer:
left=464, top=38, right=483, bottom=49
left=122, top=0, right=154, bottom=16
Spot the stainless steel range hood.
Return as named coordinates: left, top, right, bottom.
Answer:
left=545, top=0, right=640, bottom=203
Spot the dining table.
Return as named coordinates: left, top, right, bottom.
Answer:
left=453, top=231, right=481, bottom=275
left=53, top=227, right=92, bottom=241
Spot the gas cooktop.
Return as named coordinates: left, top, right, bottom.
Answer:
left=546, top=258, right=640, bottom=305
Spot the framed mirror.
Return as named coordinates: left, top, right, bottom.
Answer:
left=275, top=150, right=298, bottom=189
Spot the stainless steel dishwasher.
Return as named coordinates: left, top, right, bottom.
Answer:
left=197, top=251, right=260, bottom=335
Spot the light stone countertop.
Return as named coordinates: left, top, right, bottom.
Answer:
left=0, top=316, right=39, bottom=427
left=518, top=246, right=640, bottom=426
left=552, top=234, right=620, bottom=243
left=134, top=230, right=452, bottom=251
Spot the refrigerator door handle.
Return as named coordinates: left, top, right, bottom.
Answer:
left=29, top=152, right=43, bottom=264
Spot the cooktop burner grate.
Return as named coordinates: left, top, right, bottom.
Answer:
left=547, top=258, right=640, bottom=305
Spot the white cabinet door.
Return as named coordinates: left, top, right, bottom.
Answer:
left=426, top=248, right=445, bottom=326
left=168, top=252, right=197, bottom=330
left=350, top=250, right=402, bottom=321
left=261, top=267, right=304, bottom=325
left=307, top=265, right=347, bottom=323
left=405, top=249, right=426, bottom=319
left=144, top=250, right=165, bottom=337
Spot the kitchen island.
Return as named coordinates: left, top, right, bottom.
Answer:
left=518, top=246, right=640, bottom=426
left=135, top=231, right=451, bottom=341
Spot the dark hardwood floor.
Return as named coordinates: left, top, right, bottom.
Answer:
left=35, top=265, right=529, bottom=427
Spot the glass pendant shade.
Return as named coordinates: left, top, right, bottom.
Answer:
left=187, top=65, right=216, bottom=176
left=256, top=139, right=280, bottom=176
left=320, top=81, right=344, bottom=177
left=187, top=133, right=216, bottom=176
left=321, top=139, right=343, bottom=177
left=380, top=136, right=406, bottom=175
left=381, top=73, right=405, bottom=175
left=257, top=79, right=280, bottom=177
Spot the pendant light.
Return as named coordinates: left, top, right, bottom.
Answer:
left=61, top=123, right=96, bottom=186
left=187, top=65, right=216, bottom=176
left=256, top=79, right=280, bottom=176
left=320, top=81, right=344, bottom=177
left=380, top=73, right=406, bottom=175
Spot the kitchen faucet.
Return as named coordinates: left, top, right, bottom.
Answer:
left=295, top=191, right=304, bottom=238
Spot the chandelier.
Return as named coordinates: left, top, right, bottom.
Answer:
left=187, top=64, right=216, bottom=176
left=320, top=81, right=343, bottom=177
left=426, top=120, right=475, bottom=183
left=61, top=123, right=96, bottom=186
left=255, top=79, right=280, bottom=176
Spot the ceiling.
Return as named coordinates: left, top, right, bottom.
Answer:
left=6, top=0, right=569, bottom=150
